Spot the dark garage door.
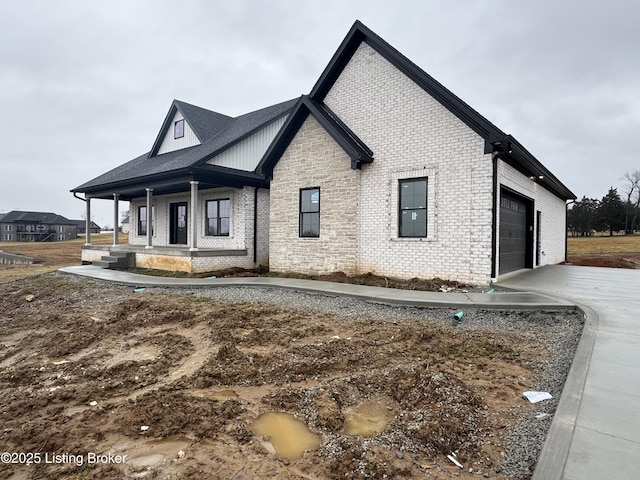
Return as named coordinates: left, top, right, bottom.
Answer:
left=499, top=192, right=528, bottom=274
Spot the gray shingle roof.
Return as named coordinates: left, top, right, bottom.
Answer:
left=69, top=220, right=101, bottom=229
left=1, top=211, right=74, bottom=225
left=173, top=100, right=233, bottom=143
left=73, top=98, right=297, bottom=195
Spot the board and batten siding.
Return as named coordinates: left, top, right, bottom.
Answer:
left=157, top=111, right=201, bottom=155
left=207, top=116, right=288, bottom=172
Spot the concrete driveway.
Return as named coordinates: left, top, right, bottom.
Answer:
left=498, top=265, right=640, bottom=480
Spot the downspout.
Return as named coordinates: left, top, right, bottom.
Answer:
left=73, top=192, right=91, bottom=246
left=490, top=152, right=499, bottom=281
left=490, top=139, right=511, bottom=282
left=253, top=187, right=258, bottom=264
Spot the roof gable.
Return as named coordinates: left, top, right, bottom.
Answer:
left=149, top=100, right=233, bottom=157
left=72, top=99, right=297, bottom=199
left=258, top=96, right=373, bottom=179
left=263, top=20, right=575, bottom=200
left=310, top=21, right=505, bottom=150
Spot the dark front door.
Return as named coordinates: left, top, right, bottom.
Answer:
left=170, top=202, right=188, bottom=245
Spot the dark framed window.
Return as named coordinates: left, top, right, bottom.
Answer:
left=205, top=199, right=230, bottom=236
left=300, top=187, right=320, bottom=237
left=174, top=119, right=184, bottom=139
left=138, top=206, right=154, bottom=236
left=399, top=178, right=427, bottom=237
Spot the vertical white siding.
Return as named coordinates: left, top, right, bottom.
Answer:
left=207, top=116, right=287, bottom=171
left=497, top=160, right=567, bottom=272
left=157, top=111, right=200, bottom=155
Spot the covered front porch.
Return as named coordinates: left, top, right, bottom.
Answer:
left=73, top=164, right=270, bottom=273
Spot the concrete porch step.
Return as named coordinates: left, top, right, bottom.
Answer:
left=92, top=260, right=112, bottom=268
left=93, top=251, right=134, bottom=269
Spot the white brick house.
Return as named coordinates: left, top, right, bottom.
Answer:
left=258, top=21, right=575, bottom=285
left=74, top=21, right=574, bottom=283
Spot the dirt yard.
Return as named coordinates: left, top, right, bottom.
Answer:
left=0, top=274, right=582, bottom=479
left=567, top=234, right=640, bottom=268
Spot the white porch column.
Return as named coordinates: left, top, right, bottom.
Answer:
left=145, top=188, right=153, bottom=249
left=189, top=180, right=199, bottom=251
left=85, top=197, right=92, bottom=246
left=112, top=193, right=120, bottom=247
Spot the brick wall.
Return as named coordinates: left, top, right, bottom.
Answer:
left=269, top=115, right=360, bottom=275
left=256, top=188, right=270, bottom=266
left=322, top=42, right=494, bottom=284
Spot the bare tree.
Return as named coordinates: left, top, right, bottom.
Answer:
left=622, top=171, right=640, bottom=233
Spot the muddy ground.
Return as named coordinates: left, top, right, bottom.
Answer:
left=128, top=268, right=478, bottom=293
left=567, top=252, right=640, bottom=269
left=0, top=274, right=582, bottom=480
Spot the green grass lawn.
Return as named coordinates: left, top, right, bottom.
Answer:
left=567, top=233, right=640, bottom=255
left=0, top=233, right=127, bottom=283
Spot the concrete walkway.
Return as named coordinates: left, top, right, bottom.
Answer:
left=498, top=265, right=640, bottom=480
left=58, top=265, right=574, bottom=310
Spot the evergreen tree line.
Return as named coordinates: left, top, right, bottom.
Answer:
left=568, top=171, right=640, bottom=237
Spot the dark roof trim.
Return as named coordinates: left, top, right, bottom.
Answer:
left=309, top=20, right=575, bottom=200
left=309, top=20, right=505, bottom=150
left=257, top=95, right=374, bottom=179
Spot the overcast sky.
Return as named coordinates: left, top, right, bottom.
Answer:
left=1, top=0, right=638, bottom=227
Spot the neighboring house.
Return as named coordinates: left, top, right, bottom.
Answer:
left=0, top=211, right=77, bottom=242
left=72, top=98, right=296, bottom=272
left=257, top=21, right=575, bottom=285
left=73, top=21, right=574, bottom=284
left=120, top=213, right=130, bottom=234
left=71, top=220, right=102, bottom=235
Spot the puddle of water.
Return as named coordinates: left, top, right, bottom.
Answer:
left=251, top=412, right=321, bottom=459
left=127, top=453, right=165, bottom=467
left=344, top=398, right=397, bottom=437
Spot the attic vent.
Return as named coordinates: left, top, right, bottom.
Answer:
left=174, top=119, right=184, bottom=139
